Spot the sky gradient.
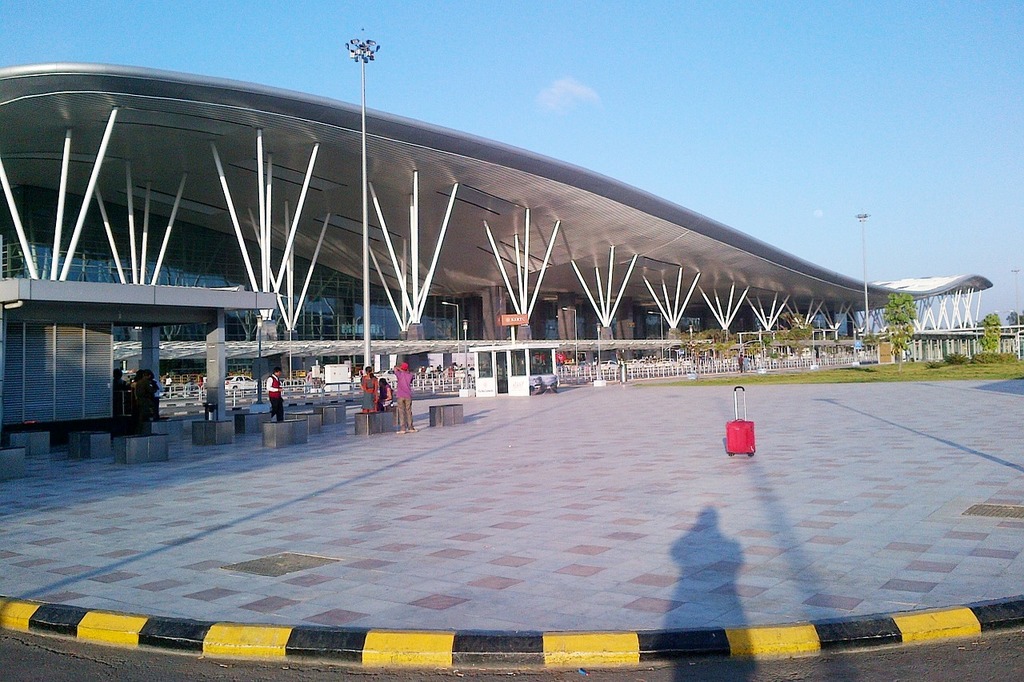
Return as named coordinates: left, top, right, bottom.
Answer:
left=2, top=1, right=1022, bottom=316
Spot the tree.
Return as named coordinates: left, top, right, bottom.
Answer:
left=883, top=293, right=916, bottom=371
left=980, top=313, right=1002, bottom=353
left=1007, top=311, right=1021, bottom=327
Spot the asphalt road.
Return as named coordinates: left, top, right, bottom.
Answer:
left=3, top=628, right=1024, bottom=681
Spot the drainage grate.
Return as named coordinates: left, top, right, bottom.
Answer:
left=963, top=504, right=1024, bottom=519
left=222, top=552, right=340, bottom=577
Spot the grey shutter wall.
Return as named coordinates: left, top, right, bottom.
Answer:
left=3, top=322, right=113, bottom=425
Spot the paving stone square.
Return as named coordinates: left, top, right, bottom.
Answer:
left=1, top=380, right=1023, bottom=632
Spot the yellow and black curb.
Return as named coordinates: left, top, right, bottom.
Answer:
left=2, top=595, right=1024, bottom=667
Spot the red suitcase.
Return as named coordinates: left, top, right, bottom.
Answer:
left=726, top=386, right=755, bottom=456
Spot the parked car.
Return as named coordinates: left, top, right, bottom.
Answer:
left=224, top=375, right=257, bottom=392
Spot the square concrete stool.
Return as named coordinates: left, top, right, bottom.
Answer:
left=234, top=411, right=271, bottom=435
left=114, top=435, right=169, bottom=464
left=293, top=412, right=322, bottom=435
left=354, top=411, right=393, bottom=435
left=429, top=404, right=464, bottom=427
left=262, top=419, right=308, bottom=448
left=314, top=404, right=345, bottom=426
left=192, top=420, right=234, bottom=446
left=0, top=447, right=26, bottom=481
left=68, top=431, right=112, bottom=460
left=8, top=431, right=50, bottom=457
left=143, top=419, right=184, bottom=440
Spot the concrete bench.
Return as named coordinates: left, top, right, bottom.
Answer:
left=68, top=431, right=112, bottom=460
left=313, top=404, right=345, bottom=426
left=429, top=404, right=464, bottom=427
left=0, top=447, right=26, bottom=481
left=8, top=431, right=50, bottom=457
left=354, top=410, right=393, bottom=435
left=262, top=419, right=308, bottom=448
left=191, top=420, right=234, bottom=446
left=234, top=411, right=271, bottom=435
left=292, top=412, right=322, bottom=435
left=114, top=434, right=168, bottom=464
left=143, top=419, right=185, bottom=441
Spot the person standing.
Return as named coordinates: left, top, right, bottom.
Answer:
left=266, top=366, right=284, bottom=422
left=376, top=377, right=394, bottom=413
left=394, top=362, right=416, bottom=434
left=360, top=366, right=377, bottom=413
left=131, top=369, right=157, bottom=434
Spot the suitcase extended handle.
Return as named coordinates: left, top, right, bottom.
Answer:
left=733, top=385, right=746, bottom=421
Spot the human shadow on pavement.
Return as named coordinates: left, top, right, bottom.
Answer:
left=666, top=506, right=755, bottom=680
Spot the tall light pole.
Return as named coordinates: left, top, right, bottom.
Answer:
left=1013, top=268, right=1021, bottom=357
left=648, top=310, right=665, bottom=360
left=857, top=213, right=871, bottom=336
left=438, top=301, right=458, bottom=350
left=349, top=37, right=379, bottom=370
left=562, top=306, right=578, bottom=365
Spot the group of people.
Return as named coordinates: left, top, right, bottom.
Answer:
left=115, top=361, right=419, bottom=433
left=359, top=362, right=416, bottom=434
left=112, top=368, right=164, bottom=434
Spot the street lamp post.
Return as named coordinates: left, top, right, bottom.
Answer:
left=857, top=213, right=870, bottom=337
left=441, top=301, right=470, bottom=393
left=594, top=323, right=606, bottom=387
left=349, top=37, right=379, bottom=371
left=648, top=310, right=665, bottom=361
left=441, top=300, right=459, bottom=349
left=1013, top=268, right=1021, bottom=358
left=561, top=306, right=578, bottom=367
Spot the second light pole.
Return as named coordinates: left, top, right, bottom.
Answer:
left=349, top=37, right=379, bottom=369
left=441, top=300, right=460, bottom=360
left=857, top=213, right=871, bottom=336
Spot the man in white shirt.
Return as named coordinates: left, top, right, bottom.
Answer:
left=266, top=366, right=284, bottom=422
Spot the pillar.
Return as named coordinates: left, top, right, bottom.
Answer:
left=139, top=325, right=160, bottom=375
left=205, top=310, right=226, bottom=419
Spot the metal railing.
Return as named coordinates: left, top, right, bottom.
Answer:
left=558, top=352, right=859, bottom=384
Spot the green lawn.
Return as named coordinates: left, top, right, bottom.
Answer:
left=656, top=361, right=1024, bottom=386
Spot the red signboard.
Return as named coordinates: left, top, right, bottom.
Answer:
left=498, top=313, right=529, bottom=327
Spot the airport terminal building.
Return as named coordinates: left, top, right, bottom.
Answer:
left=0, top=63, right=992, bottom=429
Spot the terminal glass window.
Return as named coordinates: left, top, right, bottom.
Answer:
left=510, top=349, right=527, bottom=376
left=530, top=349, right=552, bottom=374
left=478, top=352, right=493, bottom=378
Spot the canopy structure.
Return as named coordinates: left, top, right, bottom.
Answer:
left=0, top=63, right=992, bottom=339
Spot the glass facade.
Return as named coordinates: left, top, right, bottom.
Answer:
left=0, top=186, right=473, bottom=343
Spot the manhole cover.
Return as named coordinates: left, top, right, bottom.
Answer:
left=963, top=504, right=1024, bottom=519
left=222, top=552, right=339, bottom=577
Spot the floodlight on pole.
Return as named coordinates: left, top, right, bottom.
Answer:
left=349, top=37, right=379, bottom=369
left=1013, top=268, right=1021, bottom=357
left=857, top=213, right=871, bottom=337
left=562, top=306, right=578, bottom=366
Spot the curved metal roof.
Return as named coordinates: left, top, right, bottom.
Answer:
left=0, top=63, right=990, bottom=312
left=871, top=275, right=994, bottom=297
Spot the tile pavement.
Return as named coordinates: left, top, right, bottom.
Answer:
left=1, top=379, right=1023, bottom=632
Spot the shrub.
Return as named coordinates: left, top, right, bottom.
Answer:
left=925, top=361, right=945, bottom=369
left=944, top=353, right=969, bottom=365
left=971, top=352, right=1018, bottom=364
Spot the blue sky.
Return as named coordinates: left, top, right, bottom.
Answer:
left=3, top=1, right=1022, bottom=315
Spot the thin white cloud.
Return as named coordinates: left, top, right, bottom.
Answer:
left=536, top=77, right=600, bottom=113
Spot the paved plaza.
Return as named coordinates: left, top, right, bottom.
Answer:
left=2, top=379, right=1023, bottom=634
